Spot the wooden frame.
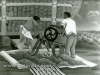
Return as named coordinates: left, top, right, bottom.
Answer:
left=0, top=0, right=72, bottom=36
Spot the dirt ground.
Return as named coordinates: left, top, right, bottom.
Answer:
left=0, top=49, right=100, bottom=75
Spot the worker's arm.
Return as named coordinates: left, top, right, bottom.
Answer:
left=35, top=25, right=43, bottom=31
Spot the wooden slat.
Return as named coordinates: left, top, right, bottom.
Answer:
left=52, top=66, right=66, bottom=75
left=1, top=0, right=7, bottom=35
left=46, top=67, right=57, bottom=75
left=29, top=68, right=36, bottom=75
left=44, top=67, right=53, bottom=75
left=30, top=65, right=66, bottom=75
left=50, top=66, right=62, bottom=75
left=6, top=3, right=52, bottom=6
left=6, top=17, right=52, bottom=21
left=35, top=68, right=44, bottom=75
left=39, top=67, right=49, bottom=75
left=52, top=0, right=57, bottom=25
left=31, top=67, right=40, bottom=75
left=57, top=4, right=72, bottom=7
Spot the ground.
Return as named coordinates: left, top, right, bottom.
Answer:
left=0, top=49, right=100, bottom=75
left=61, top=50, right=100, bottom=75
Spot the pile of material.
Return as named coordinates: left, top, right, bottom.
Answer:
left=9, top=51, right=85, bottom=68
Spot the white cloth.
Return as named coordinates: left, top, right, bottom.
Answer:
left=61, top=18, right=77, bottom=35
left=20, top=25, right=33, bottom=40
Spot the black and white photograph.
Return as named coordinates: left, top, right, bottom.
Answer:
left=0, top=0, right=100, bottom=75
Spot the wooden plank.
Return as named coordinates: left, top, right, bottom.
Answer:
left=51, top=0, right=57, bottom=25
left=6, top=3, right=52, bottom=6
left=0, top=51, right=19, bottom=67
left=57, top=4, right=72, bottom=7
left=1, top=21, right=6, bottom=35
left=6, top=17, right=52, bottom=21
left=1, top=0, right=6, bottom=36
left=4, top=49, right=29, bottom=54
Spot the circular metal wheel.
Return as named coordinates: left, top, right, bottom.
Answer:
left=44, top=27, right=58, bottom=42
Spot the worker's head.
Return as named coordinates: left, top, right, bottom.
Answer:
left=33, top=16, right=40, bottom=23
left=64, top=12, right=71, bottom=18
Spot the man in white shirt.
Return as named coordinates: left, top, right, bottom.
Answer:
left=61, top=12, right=77, bottom=58
left=51, top=12, right=77, bottom=58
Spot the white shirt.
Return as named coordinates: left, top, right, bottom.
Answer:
left=61, top=18, right=77, bottom=35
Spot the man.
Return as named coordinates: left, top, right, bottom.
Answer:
left=19, top=16, right=42, bottom=51
left=51, top=12, right=77, bottom=58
